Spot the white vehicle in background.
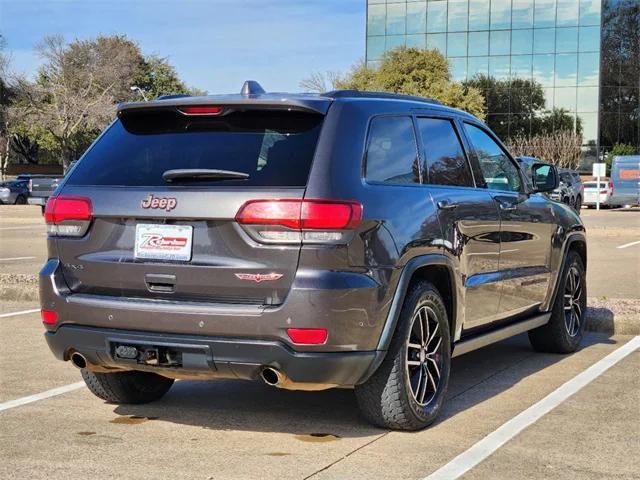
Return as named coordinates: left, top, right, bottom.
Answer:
left=583, top=180, right=618, bottom=208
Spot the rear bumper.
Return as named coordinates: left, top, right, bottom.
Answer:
left=40, top=258, right=393, bottom=355
left=45, top=324, right=380, bottom=387
left=609, top=193, right=639, bottom=206
left=28, top=196, right=47, bottom=206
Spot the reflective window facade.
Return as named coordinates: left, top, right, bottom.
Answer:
left=366, top=0, right=640, bottom=166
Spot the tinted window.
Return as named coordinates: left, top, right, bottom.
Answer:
left=366, top=116, right=420, bottom=185
left=418, top=118, right=474, bottom=187
left=464, top=123, right=522, bottom=192
left=66, top=110, right=323, bottom=187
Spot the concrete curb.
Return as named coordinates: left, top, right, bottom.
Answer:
left=1, top=279, right=638, bottom=335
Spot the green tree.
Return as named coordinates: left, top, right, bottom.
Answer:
left=605, top=143, right=638, bottom=173
left=133, top=55, right=205, bottom=99
left=326, top=48, right=486, bottom=119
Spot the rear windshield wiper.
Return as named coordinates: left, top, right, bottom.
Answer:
left=162, top=169, right=250, bottom=182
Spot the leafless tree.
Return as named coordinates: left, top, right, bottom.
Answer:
left=507, top=131, right=583, bottom=170
left=10, top=35, right=141, bottom=169
left=299, top=71, right=340, bottom=93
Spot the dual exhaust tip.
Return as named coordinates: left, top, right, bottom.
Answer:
left=71, top=352, right=286, bottom=388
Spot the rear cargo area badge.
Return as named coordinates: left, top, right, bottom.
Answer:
left=235, top=273, right=283, bottom=283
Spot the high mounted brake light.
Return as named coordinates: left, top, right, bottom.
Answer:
left=177, top=105, right=223, bottom=116
left=235, top=199, right=362, bottom=244
left=44, top=196, right=93, bottom=237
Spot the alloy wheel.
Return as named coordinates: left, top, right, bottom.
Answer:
left=406, top=305, right=443, bottom=406
left=563, top=266, right=583, bottom=337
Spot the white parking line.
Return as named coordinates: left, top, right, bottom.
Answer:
left=0, top=382, right=86, bottom=413
left=424, top=336, right=640, bottom=480
left=0, top=256, right=36, bottom=262
left=0, top=308, right=40, bottom=318
left=0, top=225, right=43, bottom=231
left=617, top=240, right=640, bottom=249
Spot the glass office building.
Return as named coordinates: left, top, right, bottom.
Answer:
left=366, top=0, right=639, bottom=167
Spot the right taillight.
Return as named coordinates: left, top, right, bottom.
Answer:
left=236, top=199, right=362, bottom=244
left=44, top=196, right=93, bottom=237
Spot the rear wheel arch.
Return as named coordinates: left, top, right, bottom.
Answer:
left=408, top=265, right=456, bottom=342
left=375, top=255, right=458, bottom=353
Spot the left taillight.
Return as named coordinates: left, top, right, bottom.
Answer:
left=44, top=196, right=93, bottom=237
left=41, top=309, right=58, bottom=326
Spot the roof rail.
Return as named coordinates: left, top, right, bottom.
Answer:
left=241, top=80, right=266, bottom=96
left=156, top=94, right=192, bottom=100
left=323, top=89, right=442, bottom=105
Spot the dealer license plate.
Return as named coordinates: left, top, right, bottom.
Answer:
left=134, top=224, right=193, bottom=261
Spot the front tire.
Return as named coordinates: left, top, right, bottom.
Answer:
left=574, top=196, right=582, bottom=214
left=81, top=370, right=174, bottom=404
left=15, top=195, right=27, bottom=205
left=529, top=250, right=586, bottom=353
left=355, top=281, right=451, bottom=430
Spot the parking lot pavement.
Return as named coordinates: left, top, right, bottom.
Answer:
left=463, top=352, right=640, bottom=480
left=581, top=208, right=639, bottom=299
left=0, top=206, right=47, bottom=276
left=0, top=304, right=637, bottom=480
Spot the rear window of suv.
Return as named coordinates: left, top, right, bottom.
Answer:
left=66, top=109, right=324, bottom=187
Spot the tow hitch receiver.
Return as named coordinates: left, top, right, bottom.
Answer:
left=110, top=341, right=213, bottom=371
left=113, top=344, right=181, bottom=367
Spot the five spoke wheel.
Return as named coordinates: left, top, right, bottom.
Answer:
left=406, top=306, right=443, bottom=406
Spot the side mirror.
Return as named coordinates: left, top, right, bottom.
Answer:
left=531, top=163, right=558, bottom=193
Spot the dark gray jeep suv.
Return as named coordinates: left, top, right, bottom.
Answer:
left=41, top=82, right=587, bottom=430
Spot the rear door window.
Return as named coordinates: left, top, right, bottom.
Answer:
left=417, top=117, right=474, bottom=187
left=365, top=116, right=420, bottom=185
left=66, top=109, right=324, bottom=187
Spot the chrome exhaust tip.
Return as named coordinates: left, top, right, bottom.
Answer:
left=261, top=367, right=283, bottom=386
left=70, top=352, right=87, bottom=369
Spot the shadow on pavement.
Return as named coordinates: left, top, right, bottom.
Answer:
left=113, top=333, right=615, bottom=437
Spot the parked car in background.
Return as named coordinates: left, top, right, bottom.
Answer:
left=26, top=161, right=77, bottom=212
left=609, top=155, right=640, bottom=207
left=0, top=179, right=29, bottom=204
left=583, top=180, right=617, bottom=208
left=27, top=175, right=64, bottom=210
left=41, top=84, right=587, bottom=431
left=550, top=169, right=583, bottom=212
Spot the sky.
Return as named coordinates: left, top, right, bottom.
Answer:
left=0, top=0, right=366, bottom=94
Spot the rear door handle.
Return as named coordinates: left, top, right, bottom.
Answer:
left=437, top=200, right=458, bottom=210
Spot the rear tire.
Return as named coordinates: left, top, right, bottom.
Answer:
left=574, top=196, right=582, bottom=214
left=81, top=370, right=174, bottom=404
left=355, top=281, right=451, bottom=430
left=529, top=250, right=586, bottom=353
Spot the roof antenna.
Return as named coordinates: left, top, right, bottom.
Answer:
left=241, top=80, right=266, bottom=96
